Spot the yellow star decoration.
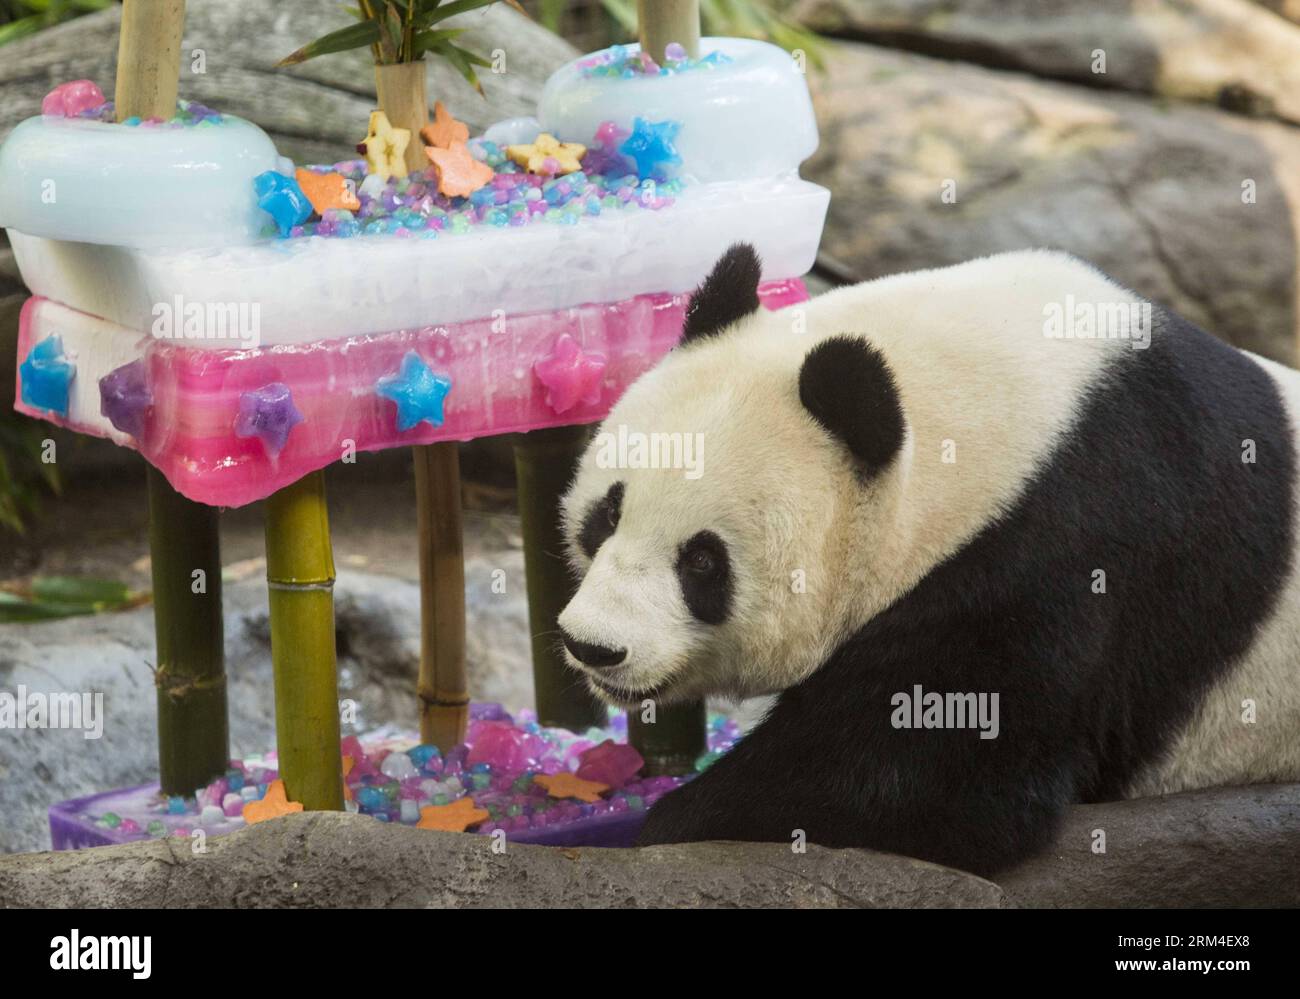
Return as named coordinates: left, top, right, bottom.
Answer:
left=417, top=797, right=490, bottom=833
left=506, top=133, right=587, bottom=176
left=535, top=772, right=609, bottom=804
left=241, top=779, right=304, bottom=825
left=359, top=110, right=411, bottom=181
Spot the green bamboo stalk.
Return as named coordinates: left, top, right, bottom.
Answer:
left=265, top=471, right=343, bottom=811
left=513, top=425, right=604, bottom=732
left=148, top=465, right=229, bottom=796
left=627, top=699, right=707, bottom=776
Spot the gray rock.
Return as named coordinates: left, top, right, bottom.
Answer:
left=795, top=0, right=1300, bottom=124
left=803, top=43, right=1300, bottom=363
left=0, top=567, right=535, bottom=855
left=0, top=0, right=578, bottom=164
left=0, top=810, right=1006, bottom=908
left=1001, top=783, right=1300, bottom=907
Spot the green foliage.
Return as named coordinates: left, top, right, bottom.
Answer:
left=0, top=0, right=112, bottom=48
left=0, top=411, right=60, bottom=535
left=278, top=0, right=525, bottom=92
left=0, top=575, right=147, bottom=622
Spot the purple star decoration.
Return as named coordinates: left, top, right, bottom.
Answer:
left=98, top=359, right=152, bottom=439
left=235, top=382, right=303, bottom=457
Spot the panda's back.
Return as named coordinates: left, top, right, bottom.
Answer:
left=809, top=251, right=1300, bottom=799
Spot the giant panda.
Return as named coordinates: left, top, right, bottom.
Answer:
left=556, top=244, right=1300, bottom=876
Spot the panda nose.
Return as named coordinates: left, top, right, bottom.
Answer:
left=561, top=630, right=627, bottom=669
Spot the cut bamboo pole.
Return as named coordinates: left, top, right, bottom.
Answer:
left=372, top=62, right=469, bottom=749
left=115, top=0, right=187, bottom=121
left=265, top=471, right=343, bottom=811
left=148, top=466, right=228, bottom=795
left=414, top=443, right=470, bottom=749
left=637, top=0, right=701, bottom=61
left=374, top=61, right=431, bottom=174
left=513, top=426, right=604, bottom=732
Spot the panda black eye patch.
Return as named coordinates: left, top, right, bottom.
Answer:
left=676, top=530, right=733, bottom=625
left=578, top=481, right=625, bottom=559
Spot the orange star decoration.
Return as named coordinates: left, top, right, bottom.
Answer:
left=341, top=755, right=355, bottom=803
left=535, top=772, right=609, bottom=804
left=421, top=100, right=469, bottom=150
left=242, top=779, right=304, bottom=825
left=358, top=110, right=410, bottom=181
left=426, top=141, right=494, bottom=198
left=295, top=168, right=361, bottom=215
left=417, top=797, right=490, bottom=833
left=506, top=133, right=587, bottom=176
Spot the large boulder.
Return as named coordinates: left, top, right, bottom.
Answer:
left=0, top=810, right=1006, bottom=908
left=2, top=782, right=1294, bottom=907
left=1001, top=783, right=1300, bottom=907
left=803, top=43, right=1300, bottom=363
left=795, top=0, right=1300, bottom=124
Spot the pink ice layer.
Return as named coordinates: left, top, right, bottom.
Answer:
left=16, top=279, right=808, bottom=508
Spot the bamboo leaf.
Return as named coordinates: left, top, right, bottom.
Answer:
left=427, top=37, right=489, bottom=93
left=30, top=575, right=134, bottom=606
left=414, top=0, right=525, bottom=30
left=0, top=13, right=44, bottom=47
left=597, top=0, right=638, bottom=35
left=276, top=18, right=383, bottom=67
left=538, top=0, right=566, bottom=32
left=0, top=592, right=97, bottom=623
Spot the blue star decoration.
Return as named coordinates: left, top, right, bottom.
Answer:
left=20, top=335, right=75, bottom=416
left=253, top=170, right=313, bottom=238
left=618, top=117, right=682, bottom=180
left=234, top=382, right=303, bottom=457
left=376, top=351, right=452, bottom=432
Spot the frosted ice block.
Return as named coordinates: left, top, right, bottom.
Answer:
left=0, top=103, right=282, bottom=249
left=8, top=174, right=826, bottom=346
left=540, top=38, right=818, bottom=184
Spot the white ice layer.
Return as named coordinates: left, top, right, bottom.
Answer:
left=0, top=114, right=281, bottom=249
left=539, top=38, right=819, bottom=183
left=10, top=176, right=829, bottom=347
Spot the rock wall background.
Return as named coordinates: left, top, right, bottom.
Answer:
left=794, top=0, right=1300, bottom=363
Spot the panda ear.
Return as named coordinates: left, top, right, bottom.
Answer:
left=799, top=335, right=905, bottom=476
left=680, top=243, right=763, bottom=346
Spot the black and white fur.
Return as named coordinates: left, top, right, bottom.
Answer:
left=558, top=245, right=1300, bottom=876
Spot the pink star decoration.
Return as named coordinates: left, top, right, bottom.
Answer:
left=533, top=334, right=606, bottom=414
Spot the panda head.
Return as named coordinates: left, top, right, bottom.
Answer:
left=558, top=244, right=909, bottom=707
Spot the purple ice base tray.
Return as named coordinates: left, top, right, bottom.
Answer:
left=49, top=703, right=740, bottom=851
